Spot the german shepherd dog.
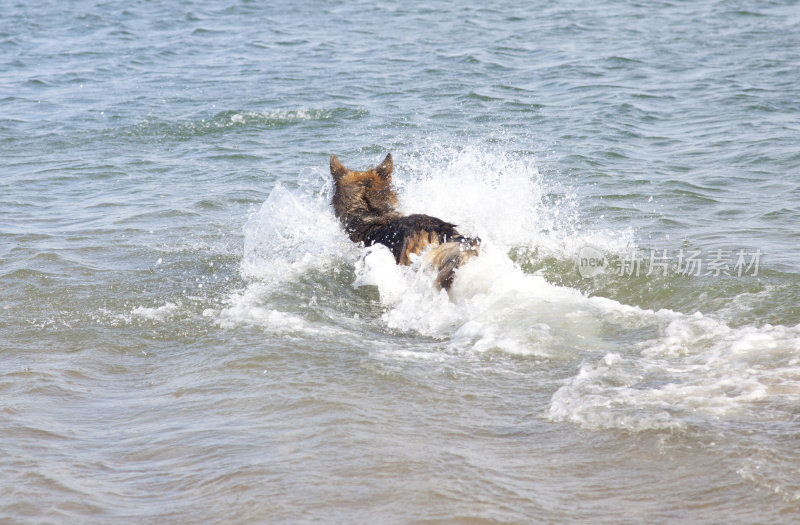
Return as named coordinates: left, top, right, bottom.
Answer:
left=330, top=153, right=480, bottom=290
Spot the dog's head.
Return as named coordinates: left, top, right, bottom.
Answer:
left=330, top=153, right=398, bottom=221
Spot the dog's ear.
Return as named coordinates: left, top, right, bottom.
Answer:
left=376, top=153, right=393, bottom=180
left=330, top=155, right=347, bottom=180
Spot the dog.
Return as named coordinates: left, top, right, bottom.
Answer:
left=330, top=153, right=480, bottom=290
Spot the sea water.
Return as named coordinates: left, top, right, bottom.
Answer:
left=2, top=1, right=800, bottom=523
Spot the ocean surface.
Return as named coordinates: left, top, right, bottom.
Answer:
left=2, top=0, right=800, bottom=522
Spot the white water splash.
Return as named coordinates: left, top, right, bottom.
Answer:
left=239, top=182, right=355, bottom=283
left=395, top=144, right=630, bottom=257
left=218, top=144, right=800, bottom=437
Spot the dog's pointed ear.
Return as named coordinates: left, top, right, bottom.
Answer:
left=330, top=155, right=347, bottom=180
left=376, top=153, right=393, bottom=180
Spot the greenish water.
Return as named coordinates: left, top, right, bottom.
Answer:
left=2, top=1, right=800, bottom=523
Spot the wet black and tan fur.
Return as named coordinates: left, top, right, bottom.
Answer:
left=330, top=153, right=480, bottom=290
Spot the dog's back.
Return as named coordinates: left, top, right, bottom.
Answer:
left=330, top=153, right=479, bottom=289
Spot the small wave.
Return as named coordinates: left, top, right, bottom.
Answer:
left=548, top=308, right=800, bottom=432
left=122, top=107, right=367, bottom=141
left=210, top=284, right=309, bottom=332
left=131, top=302, right=180, bottom=322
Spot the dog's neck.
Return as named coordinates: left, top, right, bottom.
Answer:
left=338, top=210, right=403, bottom=244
